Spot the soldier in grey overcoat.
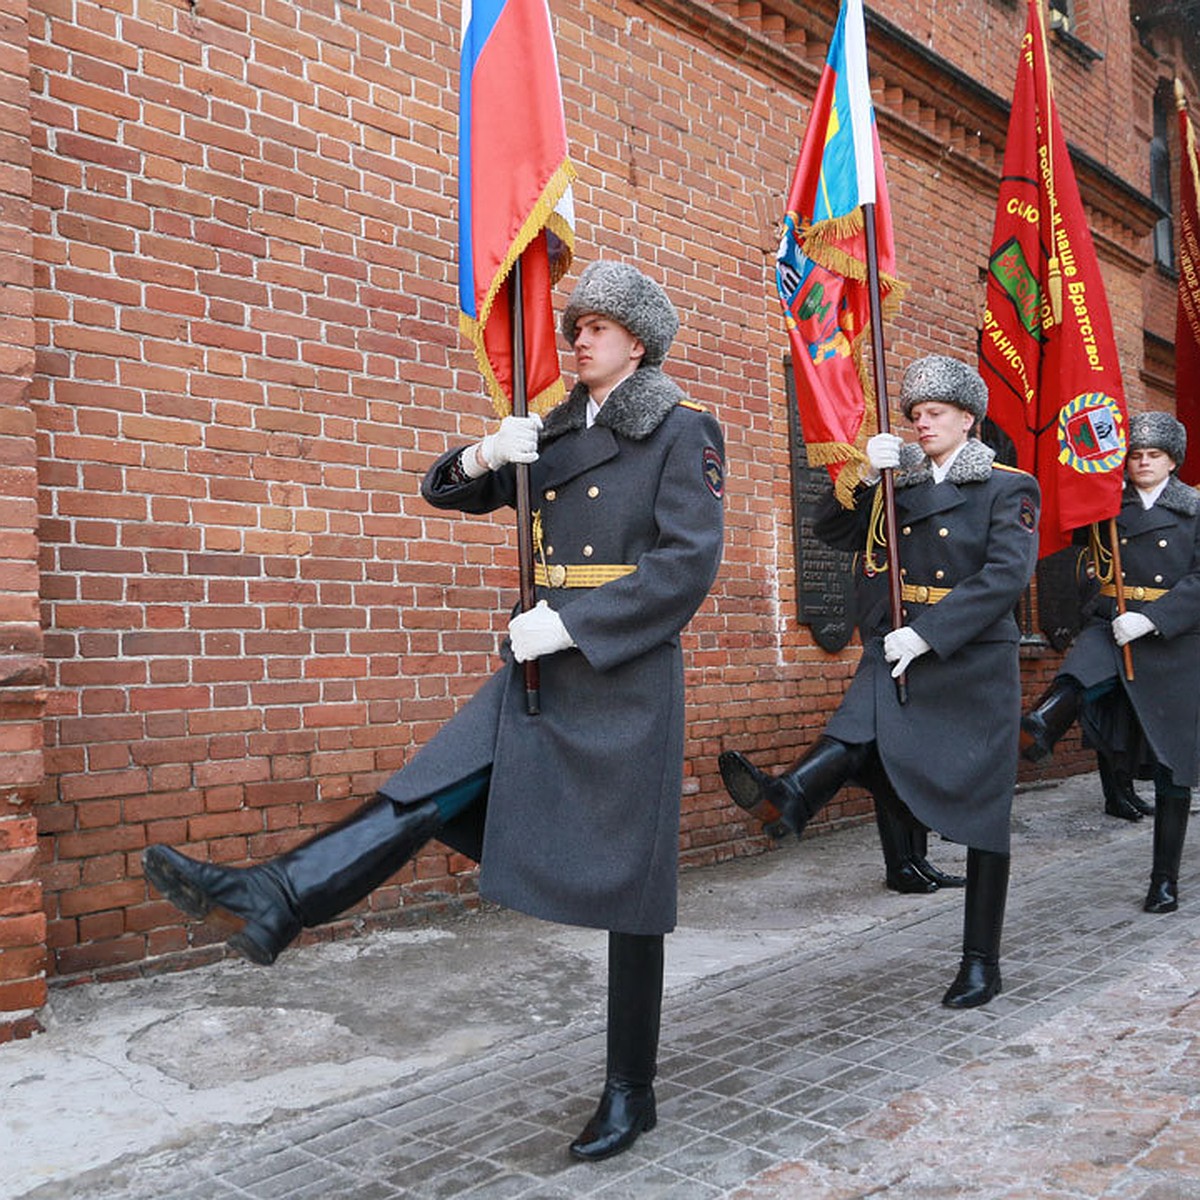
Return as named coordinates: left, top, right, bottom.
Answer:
left=1021, top=411, right=1199, bottom=914
left=142, top=261, right=725, bottom=1162
left=720, top=355, right=1040, bottom=1009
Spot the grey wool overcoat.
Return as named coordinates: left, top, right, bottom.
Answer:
left=378, top=367, right=725, bottom=935
left=1058, top=478, right=1200, bottom=787
left=815, top=440, right=1041, bottom=854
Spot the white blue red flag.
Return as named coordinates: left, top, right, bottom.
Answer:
left=458, top=0, right=575, bottom=415
left=777, top=0, right=902, bottom=504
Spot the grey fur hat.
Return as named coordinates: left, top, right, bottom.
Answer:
left=899, top=354, right=988, bottom=423
left=1128, top=410, right=1186, bottom=467
left=560, top=260, right=679, bottom=368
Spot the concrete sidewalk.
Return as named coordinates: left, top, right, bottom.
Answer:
left=5, top=771, right=1200, bottom=1199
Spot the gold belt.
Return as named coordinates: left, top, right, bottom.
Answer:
left=1099, top=583, right=1167, bottom=601
left=534, top=562, right=637, bottom=588
left=900, top=582, right=952, bottom=605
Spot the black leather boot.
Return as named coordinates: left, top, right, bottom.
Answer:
left=909, top=825, right=966, bottom=889
left=570, top=932, right=663, bottom=1162
left=718, top=736, right=866, bottom=838
left=1099, top=755, right=1144, bottom=822
left=873, top=787, right=937, bottom=894
left=143, top=797, right=445, bottom=964
left=942, top=847, right=1009, bottom=1009
left=1144, top=776, right=1191, bottom=914
left=1019, top=677, right=1082, bottom=762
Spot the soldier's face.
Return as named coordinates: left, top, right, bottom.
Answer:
left=908, top=401, right=974, bottom=467
left=1127, top=447, right=1174, bottom=490
left=571, top=315, right=644, bottom=403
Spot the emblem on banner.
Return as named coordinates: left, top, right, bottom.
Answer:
left=1056, top=393, right=1126, bottom=474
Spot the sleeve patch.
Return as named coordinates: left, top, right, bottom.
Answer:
left=703, top=447, right=724, bottom=498
left=1019, top=495, right=1037, bottom=532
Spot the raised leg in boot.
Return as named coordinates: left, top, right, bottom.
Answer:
left=142, top=770, right=486, bottom=964
left=718, top=736, right=867, bottom=838
left=1019, top=676, right=1082, bottom=762
left=1144, top=767, right=1191, bottom=914
left=942, top=847, right=1009, bottom=1009
left=570, top=931, right=663, bottom=1162
left=1098, top=754, right=1144, bottom=822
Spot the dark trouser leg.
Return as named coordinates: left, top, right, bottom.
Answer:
left=1144, top=767, right=1191, bottom=914
left=718, top=736, right=867, bottom=838
left=142, top=769, right=487, bottom=964
left=942, top=848, right=1010, bottom=1009
left=569, top=932, right=664, bottom=1162
left=1099, top=753, right=1145, bottom=822
left=1019, top=676, right=1082, bottom=762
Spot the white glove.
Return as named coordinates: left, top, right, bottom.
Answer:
left=883, top=626, right=932, bottom=678
left=473, top=413, right=542, bottom=473
left=1112, top=611, right=1156, bottom=647
left=862, top=432, right=903, bottom=483
left=508, top=600, right=575, bottom=662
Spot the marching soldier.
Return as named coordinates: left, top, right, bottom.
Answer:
left=720, top=355, right=1039, bottom=1008
left=142, top=261, right=726, bottom=1162
left=1021, top=411, right=1199, bottom=912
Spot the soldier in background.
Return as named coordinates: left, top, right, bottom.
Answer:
left=721, top=355, right=1039, bottom=1008
left=143, top=261, right=725, bottom=1162
left=1021, top=411, right=1199, bottom=913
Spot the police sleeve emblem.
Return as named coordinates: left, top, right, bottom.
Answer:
left=703, top=447, right=724, bottom=498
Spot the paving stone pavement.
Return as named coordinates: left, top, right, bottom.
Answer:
left=8, top=772, right=1200, bottom=1199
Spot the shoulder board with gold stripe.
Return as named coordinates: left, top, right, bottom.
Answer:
left=993, top=462, right=1034, bottom=478
left=677, top=399, right=707, bottom=412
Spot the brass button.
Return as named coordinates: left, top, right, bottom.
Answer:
left=544, top=489, right=557, bottom=501
left=1159, top=539, right=1168, bottom=548
left=545, top=545, right=554, bottom=557
left=588, top=486, right=600, bottom=498
left=1131, top=586, right=1146, bottom=599
left=1121, top=537, right=1128, bottom=545
left=938, top=527, right=949, bottom=537
left=1154, top=575, right=1164, bottom=584
left=935, top=570, right=945, bottom=580
left=902, top=525, right=912, bottom=535
left=548, top=564, right=567, bottom=587
left=582, top=545, right=594, bottom=557
left=914, top=585, right=930, bottom=602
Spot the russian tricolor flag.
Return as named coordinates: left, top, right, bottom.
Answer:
left=458, top=0, right=576, bottom=415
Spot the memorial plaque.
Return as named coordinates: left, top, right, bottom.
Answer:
left=785, top=363, right=855, bottom=653
left=1036, top=544, right=1088, bottom=651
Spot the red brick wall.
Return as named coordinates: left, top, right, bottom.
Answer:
left=1, top=0, right=1182, bottom=1018
left=0, top=0, right=48, bottom=1040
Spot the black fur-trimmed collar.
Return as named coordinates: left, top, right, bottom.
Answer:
left=540, top=368, right=684, bottom=442
left=894, top=438, right=995, bottom=488
left=1126, top=476, right=1200, bottom=517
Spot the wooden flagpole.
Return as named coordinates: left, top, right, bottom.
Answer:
left=1106, top=517, right=1135, bottom=681
left=862, top=200, right=907, bottom=704
left=509, top=255, right=541, bottom=714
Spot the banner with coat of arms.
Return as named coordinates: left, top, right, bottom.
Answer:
left=979, top=0, right=1127, bottom=556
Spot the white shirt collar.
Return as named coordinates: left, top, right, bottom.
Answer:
left=930, top=440, right=968, bottom=484
left=586, top=395, right=602, bottom=428
left=1136, top=478, right=1170, bottom=509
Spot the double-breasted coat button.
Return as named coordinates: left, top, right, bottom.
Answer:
left=544, top=489, right=557, bottom=501
left=1155, top=574, right=1164, bottom=583
left=588, top=485, right=600, bottom=498
left=935, top=569, right=945, bottom=580
left=938, top=527, right=949, bottom=537
left=902, top=526, right=912, bottom=535
left=583, top=545, right=594, bottom=557
left=1159, top=539, right=1168, bottom=548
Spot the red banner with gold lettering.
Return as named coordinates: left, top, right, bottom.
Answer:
left=979, top=0, right=1127, bottom=555
left=1176, top=82, right=1200, bottom=487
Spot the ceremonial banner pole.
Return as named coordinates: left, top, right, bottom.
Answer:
left=1106, top=517, right=1135, bottom=682
left=509, top=256, right=541, bottom=714
left=862, top=201, right=906, bottom=704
